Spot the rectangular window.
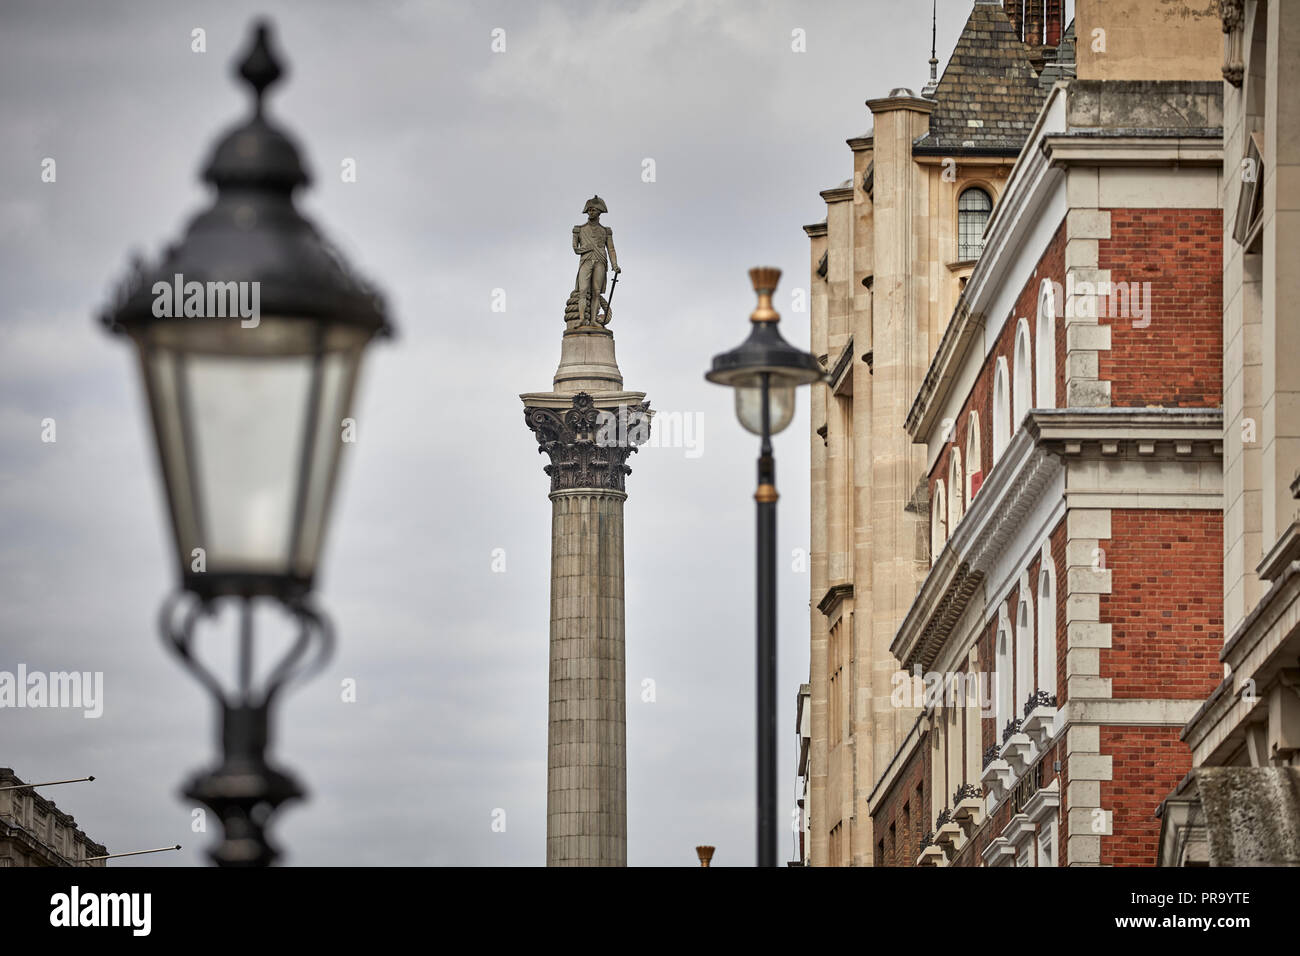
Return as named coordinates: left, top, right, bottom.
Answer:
left=902, top=800, right=911, bottom=859
left=1038, top=815, right=1057, bottom=867
left=829, top=620, right=845, bottom=746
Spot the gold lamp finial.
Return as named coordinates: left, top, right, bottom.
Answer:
left=696, top=845, right=716, bottom=867
left=748, top=267, right=781, bottom=323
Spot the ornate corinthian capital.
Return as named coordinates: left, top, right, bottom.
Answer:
left=524, top=391, right=651, bottom=493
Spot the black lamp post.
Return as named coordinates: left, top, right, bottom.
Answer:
left=705, top=268, right=823, bottom=867
left=99, top=20, right=392, bottom=865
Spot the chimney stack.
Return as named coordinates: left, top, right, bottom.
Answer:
left=1044, top=0, right=1063, bottom=47
left=1004, top=0, right=1023, bottom=38
left=1024, top=0, right=1043, bottom=44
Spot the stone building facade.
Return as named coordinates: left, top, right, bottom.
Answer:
left=0, top=769, right=106, bottom=866
left=793, top=682, right=811, bottom=865
left=803, top=0, right=1231, bottom=866
left=1158, top=0, right=1300, bottom=868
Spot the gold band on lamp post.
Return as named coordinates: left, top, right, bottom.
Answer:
left=748, top=267, right=781, bottom=323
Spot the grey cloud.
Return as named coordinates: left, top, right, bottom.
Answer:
left=0, top=0, right=960, bottom=865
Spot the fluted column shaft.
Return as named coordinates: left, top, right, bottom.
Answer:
left=546, top=488, right=627, bottom=866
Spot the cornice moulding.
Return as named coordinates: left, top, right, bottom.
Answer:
left=817, top=582, right=854, bottom=618
left=829, top=336, right=855, bottom=395
left=1042, top=134, right=1223, bottom=167
left=866, top=94, right=935, bottom=115
left=892, top=409, right=1222, bottom=669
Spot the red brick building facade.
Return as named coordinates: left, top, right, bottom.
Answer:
left=802, top=1, right=1230, bottom=867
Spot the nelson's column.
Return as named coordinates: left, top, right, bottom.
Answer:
left=521, top=196, right=650, bottom=866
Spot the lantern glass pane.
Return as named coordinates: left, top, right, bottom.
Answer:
left=292, top=343, right=364, bottom=577
left=767, top=384, right=796, bottom=435
left=186, top=350, right=312, bottom=571
left=734, top=382, right=795, bottom=436
left=134, top=317, right=369, bottom=591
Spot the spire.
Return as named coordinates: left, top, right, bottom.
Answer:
left=922, top=0, right=939, bottom=97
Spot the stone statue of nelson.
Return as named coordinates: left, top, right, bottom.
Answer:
left=572, top=195, right=620, bottom=326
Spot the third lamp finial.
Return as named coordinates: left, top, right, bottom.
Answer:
left=237, top=19, right=284, bottom=114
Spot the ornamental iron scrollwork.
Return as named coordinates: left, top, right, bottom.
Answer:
left=1023, top=689, right=1057, bottom=717
left=524, top=391, right=651, bottom=493
left=983, top=743, right=999, bottom=769
left=1001, top=718, right=1021, bottom=745
left=954, top=783, right=982, bottom=805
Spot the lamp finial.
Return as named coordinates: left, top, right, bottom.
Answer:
left=238, top=19, right=284, bottom=115
left=748, top=267, right=781, bottom=323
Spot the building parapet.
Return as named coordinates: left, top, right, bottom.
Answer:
left=1065, top=79, right=1223, bottom=133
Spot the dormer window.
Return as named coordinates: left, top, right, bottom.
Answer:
left=957, top=187, right=992, bottom=260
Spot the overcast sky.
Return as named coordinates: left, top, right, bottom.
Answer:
left=0, top=0, right=977, bottom=866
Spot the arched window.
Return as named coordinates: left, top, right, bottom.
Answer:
left=992, top=357, right=1010, bottom=465
left=1035, top=280, right=1057, bottom=409
left=931, top=480, right=947, bottom=564
left=1013, top=318, right=1033, bottom=431
left=995, top=605, right=1013, bottom=737
left=958, top=187, right=992, bottom=260
left=1036, top=543, right=1058, bottom=702
left=965, top=410, right=982, bottom=502
left=948, top=447, right=964, bottom=530
left=1016, top=580, right=1035, bottom=720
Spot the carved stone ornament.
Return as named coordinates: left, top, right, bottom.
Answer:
left=1222, top=0, right=1245, bottom=87
left=524, top=392, right=651, bottom=493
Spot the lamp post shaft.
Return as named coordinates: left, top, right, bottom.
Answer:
left=755, top=374, right=778, bottom=868
left=705, top=269, right=822, bottom=868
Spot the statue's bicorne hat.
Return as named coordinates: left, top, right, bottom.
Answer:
left=583, top=195, right=608, bottom=215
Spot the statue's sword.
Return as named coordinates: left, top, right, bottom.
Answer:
left=601, top=270, right=619, bottom=325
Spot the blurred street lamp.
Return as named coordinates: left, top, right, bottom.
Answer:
left=100, top=20, right=392, bottom=866
left=696, top=845, right=716, bottom=867
left=705, top=268, right=823, bottom=868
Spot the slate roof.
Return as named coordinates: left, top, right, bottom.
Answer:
left=913, top=0, right=1047, bottom=155
left=1038, top=19, right=1077, bottom=91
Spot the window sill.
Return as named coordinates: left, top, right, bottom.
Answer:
left=1000, top=731, right=1034, bottom=777
left=982, top=836, right=1016, bottom=867
left=981, top=757, right=1016, bottom=805
left=953, top=796, right=985, bottom=835
left=1022, top=705, right=1059, bottom=750
left=916, top=844, right=946, bottom=867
